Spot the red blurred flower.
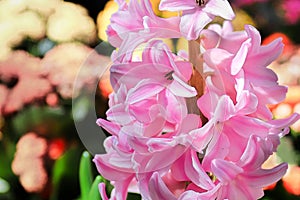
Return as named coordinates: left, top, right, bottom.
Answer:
left=48, top=138, right=65, bottom=160
left=0, top=51, right=52, bottom=115
left=263, top=33, right=295, bottom=59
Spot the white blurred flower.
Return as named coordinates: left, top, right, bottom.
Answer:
left=47, top=2, right=97, bottom=44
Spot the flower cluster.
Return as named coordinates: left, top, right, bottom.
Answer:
left=94, top=0, right=300, bottom=199
left=0, top=51, right=51, bottom=115
left=12, top=133, right=48, bottom=193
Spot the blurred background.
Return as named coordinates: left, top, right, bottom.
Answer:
left=0, top=0, right=299, bottom=199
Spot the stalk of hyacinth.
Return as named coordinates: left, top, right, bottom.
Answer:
left=93, top=0, right=300, bottom=199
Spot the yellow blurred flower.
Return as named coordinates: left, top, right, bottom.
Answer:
left=0, top=0, right=26, bottom=20
left=25, top=0, right=61, bottom=18
left=0, top=0, right=50, bottom=60
left=17, top=10, right=46, bottom=40
left=231, top=8, right=256, bottom=31
left=97, top=0, right=118, bottom=42
left=47, top=2, right=97, bottom=44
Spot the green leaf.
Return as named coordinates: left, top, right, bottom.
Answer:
left=12, top=106, right=67, bottom=138
left=51, top=147, right=81, bottom=200
left=277, top=137, right=299, bottom=165
left=79, top=151, right=93, bottom=200
left=88, top=175, right=104, bottom=200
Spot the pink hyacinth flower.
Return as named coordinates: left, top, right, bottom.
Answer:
left=159, top=0, right=235, bottom=40
left=201, top=23, right=287, bottom=120
left=108, top=0, right=181, bottom=61
left=212, top=136, right=288, bottom=200
left=110, top=40, right=197, bottom=98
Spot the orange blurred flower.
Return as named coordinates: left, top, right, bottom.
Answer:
left=12, top=133, right=48, bottom=193
left=282, top=165, right=300, bottom=196
left=98, top=69, right=113, bottom=99
left=291, top=103, right=300, bottom=132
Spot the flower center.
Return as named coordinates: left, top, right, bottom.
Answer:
left=164, top=71, right=174, bottom=80
left=195, top=0, right=206, bottom=6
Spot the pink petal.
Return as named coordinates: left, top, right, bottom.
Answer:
left=126, top=80, right=164, bottom=104
left=159, top=0, right=196, bottom=11
left=98, top=183, right=109, bottom=200
left=148, top=172, right=177, bottom=200
left=203, top=0, right=235, bottom=20
left=202, top=133, right=230, bottom=170
left=211, top=159, right=243, bottom=183
left=93, top=154, right=134, bottom=180
left=188, top=119, right=215, bottom=152
left=214, top=95, right=235, bottom=122
left=174, top=61, right=193, bottom=82
left=200, top=29, right=220, bottom=49
left=184, top=150, right=214, bottom=190
left=178, top=184, right=220, bottom=200
left=168, top=74, right=197, bottom=97
left=96, top=119, right=121, bottom=136
left=231, top=38, right=250, bottom=75
left=235, top=90, right=258, bottom=115
left=246, top=163, right=288, bottom=188
left=180, top=11, right=213, bottom=40
left=244, top=25, right=262, bottom=54
left=171, top=154, right=189, bottom=181
left=106, top=104, right=133, bottom=125
left=237, top=136, right=267, bottom=170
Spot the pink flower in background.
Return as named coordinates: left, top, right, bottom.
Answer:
left=233, top=0, right=268, bottom=7
left=159, top=0, right=235, bottom=40
left=12, top=133, right=48, bottom=193
left=282, top=0, right=300, bottom=24
left=42, top=43, right=111, bottom=99
left=0, top=51, right=51, bottom=115
left=0, top=85, right=8, bottom=114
